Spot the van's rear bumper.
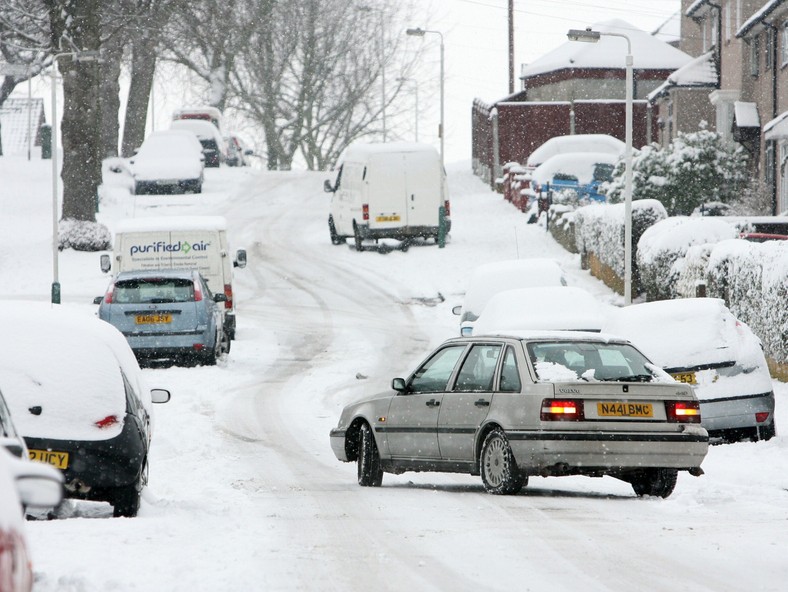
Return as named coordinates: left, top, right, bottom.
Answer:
left=357, top=222, right=451, bottom=240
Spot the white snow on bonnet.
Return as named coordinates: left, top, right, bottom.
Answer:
left=0, top=302, right=152, bottom=441
left=522, top=19, right=692, bottom=78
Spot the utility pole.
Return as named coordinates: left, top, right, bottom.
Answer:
left=508, top=0, right=514, bottom=94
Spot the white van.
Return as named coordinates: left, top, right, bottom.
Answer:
left=323, top=142, right=451, bottom=249
left=100, top=216, right=247, bottom=339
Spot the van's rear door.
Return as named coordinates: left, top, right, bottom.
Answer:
left=368, top=153, right=407, bottom=230
left=404, top=150, right=442, bottom=228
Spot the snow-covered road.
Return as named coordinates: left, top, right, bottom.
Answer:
left=2, top=157, right=786, bottom=591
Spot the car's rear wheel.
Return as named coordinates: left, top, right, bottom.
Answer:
left=480, top=428, right=526, bottom=495
left=629, top=468, right=678, bottom=498
left=353, top=222, right=363, bottom=251
left=220, top=330, right=231, bottom=355
left=328, top=216, right=343, bottom=245
left=111, top=476, right=143, bottom=518
left=357, top=423, right=383, bottom=487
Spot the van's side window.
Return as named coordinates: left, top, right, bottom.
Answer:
left=362, top=166, right=367, bottom=181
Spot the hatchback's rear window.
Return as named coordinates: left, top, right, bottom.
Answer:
left=114, top=278, right=194, bottom=304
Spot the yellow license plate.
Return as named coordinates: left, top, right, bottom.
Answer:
left=597, top=402, right=654, bottom=418
left=375, top=214, right=401, bottom=222
left=135, top=314, right=172, bottom=324
left=29, top=449, right=69, bottom=469
left=671, top=372, right=697, bottom=384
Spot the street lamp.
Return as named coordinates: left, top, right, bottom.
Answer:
left=406, top=27, right=444, bottom=166
left=50, top=49, right=102, bottom=304
left=397, top=77, right=419, bottom=142
left=567, top=27, right=633, bottom=305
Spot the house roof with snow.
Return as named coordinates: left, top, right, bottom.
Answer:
left=736, top=0, right=786, bottom=38
left=647, top=50, right=718, bottom=101
left=520, top=19, right=692, bottom=80
left=652, top=11, right=681, bottom=47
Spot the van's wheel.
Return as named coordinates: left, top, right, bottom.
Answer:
left=328, top=216, right=343, bottom=245
left=357, top=423, right=383, bottom=487
left=480, top=428, right=526, bottom=495
left=353, top=222, right=363, bottom=252
left=629, top=468, right=678, bottom=498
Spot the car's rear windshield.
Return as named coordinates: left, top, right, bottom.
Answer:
left=114, top=278, right=194, bottom=304
left=526, top=340, right=656, bottom=383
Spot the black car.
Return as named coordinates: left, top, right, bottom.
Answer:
left=0, top=303, right=170, bottom=517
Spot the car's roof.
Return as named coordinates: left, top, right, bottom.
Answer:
left=527, top=134, right=624, bottom=166
left=447, top=330, right=631, bottom=345
left=532, top=152, right=619, bottom=185
left=116, top=268, right=199, bottom=281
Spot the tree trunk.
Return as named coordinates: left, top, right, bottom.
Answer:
left=121, top=35, right=156, bottom=157
left=99, top=32, right=124, bottom=158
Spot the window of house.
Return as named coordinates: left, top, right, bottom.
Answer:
left=736, top=0, right=742, bottom=30
left=703, top=19, right=709, bottom=52
left=766, top=29, right=774, bottom=70
left=750, top=37, right=760, bottom=77
left=765, top=141, right=774, bottom=185
left=725, top=0, right=731, bottom=41
left=781, top=143, right=788, bottom=213
left=783, top=22, right=788, bottom=65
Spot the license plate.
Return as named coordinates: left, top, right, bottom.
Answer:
left=671, top=372, right=697, bottom=385
left=375, top=214, right=401, bottom=222
left=156, top=179, right=178, bottom=185
left=597, top=402, right=654, bottom=418
left=29, top=449, right=69, bottom=469
left=135, top=313, right=172, bottom=324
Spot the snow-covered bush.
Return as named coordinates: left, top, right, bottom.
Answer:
left=637, top=217, right=740, bottom=301
left=706, top=239, right=788, bottom=364
left=58, top=218, right=112, bottom=251
left=605, top=130, right=749, bottom=216
left=574, top=199, right=666, bottom=295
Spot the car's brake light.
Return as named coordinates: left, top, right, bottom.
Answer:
left=755, top=412, right=770, bottom=423
left=666, top=401, right=701, bottom=423
left=224, top=284, right=233, bottom=309
left=541, top=399, right=584, bottom=421
left=95, top=415, right=119, bottom=429
left=103, top=283, right=115, bottom=304
left=193, top=279, right=203, bottom=302
left=444, top=200, right=451, bottom=218
left=362, top=204, right=369, bottom=221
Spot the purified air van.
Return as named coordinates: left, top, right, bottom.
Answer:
left=323, top=142, right=451, bottom=249
left=99, top=216, right=247, bottom=339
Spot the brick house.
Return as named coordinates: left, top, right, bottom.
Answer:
left=472, top=19, right=692, bottom=184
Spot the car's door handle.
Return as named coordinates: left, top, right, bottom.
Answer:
left=474, top=399, right=490, bottom=407
left=425, top=399, right=440, bottom=408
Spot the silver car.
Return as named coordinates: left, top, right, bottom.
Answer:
left=330, top=333, right=709, bottom=498
left=96, top=269, right=228, bottom=366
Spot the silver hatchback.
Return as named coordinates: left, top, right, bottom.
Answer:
left=96, top=269, right=228, bottom=366
left=330, top=332, right=709, bottom=498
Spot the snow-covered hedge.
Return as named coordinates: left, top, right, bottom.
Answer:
left=636, top=217, right=740, bottom=301
left=704, top=239, right=788, bottom=365
left=574, top=199, right=667, bottom=294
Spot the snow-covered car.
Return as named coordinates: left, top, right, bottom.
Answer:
left=602, top=298, right=776, bottom=444
left=96, top=269, right=229, bottom=366
left=330, top=333, right=709, bottom=498
left=0, top=303, right=171, bottom=518
left=526, top=133, right=625, bottom=171
left=527, top=152, right=618, bottom=203
left=130, top=130, right=205, bottom=195
left=0, top=389, right=28, bottom=459
left=452, top=259, right=567, bottom=336
left=472, top=286, right=610, bottom=335
left=171, top=119, right=225, bottom=167
left=0, top=447, right=63, bottom=592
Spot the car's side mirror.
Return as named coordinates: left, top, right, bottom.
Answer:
left=392, top=378, right=407, bottom=392
left=244, top=149, right=254, bottom=156
left=151, top=389, right=171, bottom=404
left=323, top=179, right=335, bottom=193
left=213, top=293, right=228, bottom=302
left=234, top=249, right=247, bottom=269
left=451, top=305, right=462, bottom=316
left=93, top=296, right=103, bottom=305
left=100, top=253, right=111, bottom=274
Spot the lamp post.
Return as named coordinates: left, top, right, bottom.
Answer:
left=49, top=49, right=102, bottom=304
left=397, top=77, right=419, bottom=141
left=406, top=27, right=444, bottom=166
left=567, top=27, right=633, bottom=305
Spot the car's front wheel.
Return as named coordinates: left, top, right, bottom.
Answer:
left=328, top=216, right=343, bottom=245
left=628, top=468, right=678, bottom=498
left=357, top=423, right=383, bottom=487
left=480, top=428, right=526, bottom=495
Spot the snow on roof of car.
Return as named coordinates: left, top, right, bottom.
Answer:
left=139, top=130, right=204, bottom=154
left=461, top=259, right=567, bottom=317
left=0, top=302, right=144, bottom=441
left=170, top=119, right=224, bottom=143
left=601, top=298, right=757, bottom=369
left=526, top=134, right=624, bottom=168
left=472, top=286, right=610, bottom=334
left=531, top=152, right=619, bottom=186
left=114, top=215, right=228, bottom=233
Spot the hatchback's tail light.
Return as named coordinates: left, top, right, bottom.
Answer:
left=755, top=411, right=770, bottom=423
left=362, top=204, right=369, bottom=221
left=541, top=399, right=584, bottom=421
left=666, top=401, right=702, bottom=423
left=95, top=415, right=119, bottom=429
left=103, top=283, right=115, bottom=304
left=224, top=284, right=233, bottom=309
left=193, top=278, right=203, bottom=302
